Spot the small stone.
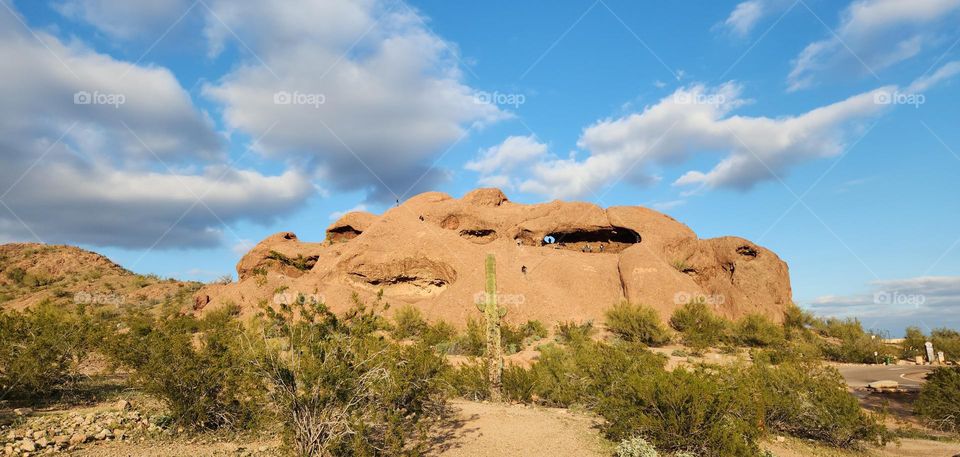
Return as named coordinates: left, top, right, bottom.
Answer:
left=32, top=431, right=44, bottom=440
left=69, top=433, right=88, bottom=446
left=36, top=438, right=49, bottom=448
left=775, top=435, right=786, bottom=443
left=13, top=408, right=32, bottom=417
left=112, top=429, right=124, bottom=440
left=4, top=431, right=16, bottom=441
left=116, top=400, right=130, bottom=411
left=53, top=436, right=69, bottom=447
left=20, top=439, right=37, bottom=452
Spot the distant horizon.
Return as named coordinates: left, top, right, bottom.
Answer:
left=1, top=0, right=957, bottom=336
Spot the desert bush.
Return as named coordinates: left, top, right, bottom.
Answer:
left=390, top=305, right=428, bottom=340
left=730, top=314, right=784, bottom=347
left=0, top=302, right=100, bottom=400
left=444, top=317, right=485, bottom=356
left=931, top=328, right=960, bottom=361
left=814, top=318, right=891, bottom=363
left=615, top=436, right=659, bottom=457
left=530, top=340, right=667, bottom=408
left=256, top=295, right=447, bottom=456
left=554, top=320, right=596, bottom=345
left=104, top=306, right=262, bottom=429
left=597, top=366, right=760, bottom=457
left=901, top=326, right=927, bottom=360
left=744, top=361, right=887, bottom=448
left=915, top=367, right=960, bottom=432
left=669, top=301, right=727, bottom=350
left=501, top=320, right=549, bottom=354
left=605, top=302, right=671, bottom=347
left=443, top=359, right=489, bottom=401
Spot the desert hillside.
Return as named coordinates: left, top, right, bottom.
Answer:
left=197, top=188, right=792, bottom=326
left=0, top=243, right=201, bottom=311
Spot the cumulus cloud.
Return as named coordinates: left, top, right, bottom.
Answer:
left=466, top=135, right=547, bottom=189
left=0, top=6, right=313, bottom=248
left=477, top=83, right=884, bottom=199
left=809, top=276, right=960, bottom=333
left=201, top=0, right=505, bottom=203
left=787, top=0, right=960, bottom=91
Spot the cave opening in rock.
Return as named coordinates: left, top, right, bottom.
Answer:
left=543, top=227, right=641, bottom=253
left=327, top=225, right=363, bottom=242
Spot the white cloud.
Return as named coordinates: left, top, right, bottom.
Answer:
left=466, top=135, right=547, bottom=176
left=501, top=83, right=884, bottom=199
left=0, top=6, right=313, bottom=248
left=231, top=238, right=255, bottom=256
left=201, top=0, right=506, bottom=203
left=808, top=276, right=960, bottom=333
left=721, top=0, right=795, bottom=37
left=907, top=61, right=960, bottom=93
left=788, top=0, right=960, bottom=91
left=724, top=1, right=765, bottom=36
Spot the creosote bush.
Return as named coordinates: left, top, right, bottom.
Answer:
left=605, top=302, right=671, bottom=346
left=103, top=305, right=263, bottom=430
left=669, top=301, right=727, bottom=351
left=915, top=367, right=960, bottom=432
left=257, top=294, right=447, bottom=456
left=0, top=302, right=101, bottom=400
left=730, top=313, right=784, bottom=347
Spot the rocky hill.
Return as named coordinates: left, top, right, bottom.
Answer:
left=0, top=243, right=200, bottom=311
left=197, top=188, right=792, bottom=326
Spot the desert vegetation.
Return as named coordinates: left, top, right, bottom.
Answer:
left=1, top=296, right=952, bottom=456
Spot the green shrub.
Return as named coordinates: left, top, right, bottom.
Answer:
left=421, top=320, right=458, bottom=350
left=814, top=318, right=891, bottom=363
left=502, top=320, right=550, bottom=354
left=257, top=296, right=446, bottom=456
left=5, top=267, right=26, bottom=285
left=443, top=359, right=489, bottom=401
left=445, top=317, right=485, bottom=356
left=915, top=367, right=960, bottom=432
left=931, top=329, right=960, bottom=361
left=0, top=302, right=100, bottom=400
left=605, top=302, right=671, bottom=347
left=104, top=306, right=262, bottom=430
left=900, top=326, right=927, bottom=360
left=391, top=305, right=428, bottom=340
left=529, top=340, right=667, bottom=408
left=669, top=301, right=727, bottom=350
left=731, top=314, right=783, bottom=347
left=597, top=366, right=760, bottom=457
left=555, top=320, right=595, bottom=345
left=745, top=361, right=887, bottom=448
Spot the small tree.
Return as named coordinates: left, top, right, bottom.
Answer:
left=605, top=302, right=671, bottom=346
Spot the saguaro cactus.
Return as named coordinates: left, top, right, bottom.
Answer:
left=476, top=253, right=507, bottom=401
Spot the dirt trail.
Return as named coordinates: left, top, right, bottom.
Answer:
left=430, top=400, right=610, bottom=457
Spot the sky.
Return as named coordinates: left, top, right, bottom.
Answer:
left=0, top=0, right=958, bottom=335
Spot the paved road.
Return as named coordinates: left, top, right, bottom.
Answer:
left=835, top=364, right=934, bottom=390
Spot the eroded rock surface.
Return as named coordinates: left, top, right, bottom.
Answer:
left=201, top=188, right=793, bottom=325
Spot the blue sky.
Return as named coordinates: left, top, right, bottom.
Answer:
left=1, top=0, right=958, bottom=335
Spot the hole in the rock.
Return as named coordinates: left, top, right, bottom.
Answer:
left=327, top=226, right=362, bottom=242
left=543, top=227, right=641, bottom=253
left=441, top=215, right=460, bottom=230
left=736, top=246, right=758, bottom=258
left=459, top=229, right=497, bottom=244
